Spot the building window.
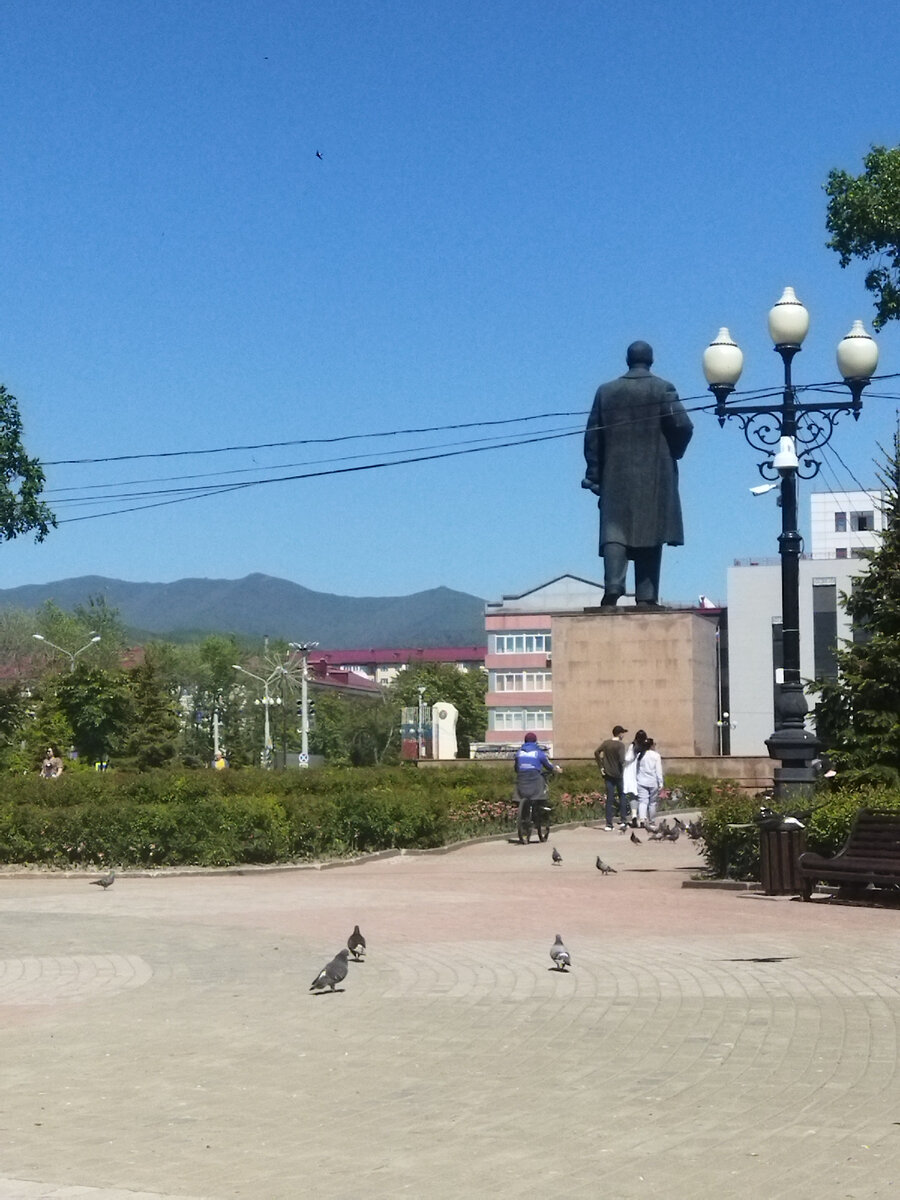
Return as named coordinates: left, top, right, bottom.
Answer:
left=834, top=511, right=847, bottom=532
left=489, top=708, right=553, bottom=732
left=812, top=581, right=838, bottom=681
left=851, top=511, right=874, bottom=532
left=835, top=547, right=847, bottom=559
left=491, top=633, right=551, bottom=654
left=490, top=670, right=552, bottom=692
left=850, top=547, right=868, bottom=559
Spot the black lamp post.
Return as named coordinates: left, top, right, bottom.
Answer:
left=703, top=288, right=879, bottom=799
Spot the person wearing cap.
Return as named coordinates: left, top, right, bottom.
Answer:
left=594, top=725, right=629, bottom=830
left=513, top=732, right=561, bottom=843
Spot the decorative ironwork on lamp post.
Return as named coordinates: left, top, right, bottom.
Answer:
left=703, top=288, right=879, bottom=798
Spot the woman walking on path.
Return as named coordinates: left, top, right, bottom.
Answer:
left=635, top=737, right=664, bottom=827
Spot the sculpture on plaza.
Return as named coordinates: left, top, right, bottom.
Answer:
left=582, top=341, right=693, bottom=608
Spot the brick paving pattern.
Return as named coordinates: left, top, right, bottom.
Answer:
left=1, top=825, right=898, bottom=1199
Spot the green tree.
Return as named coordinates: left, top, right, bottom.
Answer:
left=0, top=682, right=27, bottom=771
left=55, top=665, right=133, bottom=763
left=0, top=385, right=55, bottom=542
left=825, top=145, right=900, bottom=329
left=124, top=648, right=181, bottom=769
left=815, top=431, right=900, bottom=782
left=309, top=690, right=398, bottom=766
left=390, top=662, right=487, bottom=756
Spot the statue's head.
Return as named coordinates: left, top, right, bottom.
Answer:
left=626, top=340, right=654, bottom=368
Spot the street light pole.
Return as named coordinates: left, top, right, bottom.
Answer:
left=32, top=632, right=101, bottom=671
left=703, top=289, right=879, bottom=799
left=289, top=642, right=319, bottom=768
left=232, top=664, right=280, bottom=769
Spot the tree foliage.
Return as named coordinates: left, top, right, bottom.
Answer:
left=389, top=662, right=488, bottom=756
left=124, top=648, right=181, bottom=769
left=815, top=430, right=900, bottom=783
left=825, top=145, right=900, bottom=330
left=0, top=385, right=55, bottom=542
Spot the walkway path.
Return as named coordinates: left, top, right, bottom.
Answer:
left=1, top=826, right=897, bottom=1198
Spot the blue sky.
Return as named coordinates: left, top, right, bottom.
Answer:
left=2, top=1, right=898, bottom=609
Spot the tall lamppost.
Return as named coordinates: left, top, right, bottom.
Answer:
left=703, top=288, right=879, bottom=798
left=232, top=664, right=280, bottom=769
left=32, top=632, right=101, bottom=671
left=289, top=642, right=319, bottom=768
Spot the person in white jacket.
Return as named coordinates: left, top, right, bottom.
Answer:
left=622, top=730, right=648, bottom=828
left=635, top=737, right=664, bottom=827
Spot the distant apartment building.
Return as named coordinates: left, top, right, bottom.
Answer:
left=312, top=646, right=485, bottom=687
left=483, top=575, right=607, bottom=745
left=727, top=488, right=883, bottom=756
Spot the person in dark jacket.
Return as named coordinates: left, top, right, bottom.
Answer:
left=594, top=724, right=629, bottom=830
left=514, top=732, right=560, bottom=841
left=582, top=341, right=693, bottom=608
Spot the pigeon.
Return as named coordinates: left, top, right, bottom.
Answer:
left=673, top=817, right=687, bottom=832
left=630, top=830, right=642, bottom=845
left=550, top=934, right=571, bottom=971
left=347, top=925, right=366, bottom=960
left=310, top=949, right=350, bottom=992
left=315, top=150, right=323, bottom=160
left=665, top=827, right=681, bottom=842
left=551, top=846, right=562, bottom=865
left=89, top=870, right=115, bottom=889
left=596, top=856, right=616, bottom=874
left=648, top=827, right=665, bottom=841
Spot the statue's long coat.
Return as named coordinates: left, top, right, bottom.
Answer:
left=583, top=366, right=693, bottom=549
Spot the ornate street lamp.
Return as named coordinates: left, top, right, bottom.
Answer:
left=233, top=663, right=281, bottom=769
left=703, top=288, right=879, bottom=798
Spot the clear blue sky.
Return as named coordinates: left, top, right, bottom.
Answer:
left=2, top=1, right=898, bottom=608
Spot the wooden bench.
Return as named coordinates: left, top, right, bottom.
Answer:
left=797, top=809, right=900, bottom=901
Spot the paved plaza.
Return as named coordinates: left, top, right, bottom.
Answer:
left=0, top=824, right=898, bottom=1199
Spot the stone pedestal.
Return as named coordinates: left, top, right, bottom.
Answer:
left=551, top=609, right=719, bottom=758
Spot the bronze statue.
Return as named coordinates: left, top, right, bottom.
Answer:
left=582, top=341, right=693, bottom=609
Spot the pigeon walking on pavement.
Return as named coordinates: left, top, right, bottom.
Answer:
left=347, top=926, right=367, bottom=960
left=630, top=830, right=642, bottom=845
left=89, top=870, right=115, bottom=889
left=310, top=948, right=350, bottom=993
left=551, top=846, right=562, bottom=865
left=550, top=934, right=571, bottom=971
left=596, top=856, right=616, bottom=874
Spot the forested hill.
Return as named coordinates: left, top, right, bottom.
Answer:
left=0, top=574, right=487, bottom=648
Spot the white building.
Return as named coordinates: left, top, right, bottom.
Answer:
left=810, top=488, right=885, bottom=557
left=727, top=488, right=883, bottom=756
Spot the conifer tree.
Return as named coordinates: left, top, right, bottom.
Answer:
left=815, top=429, right=900, bottom=782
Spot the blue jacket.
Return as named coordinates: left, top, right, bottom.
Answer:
left=515, top=743, right=554, bottom=774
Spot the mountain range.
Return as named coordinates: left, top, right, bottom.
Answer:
left=0, top=574, right=487, bottom=648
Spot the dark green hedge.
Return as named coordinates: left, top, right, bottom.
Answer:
left=698, top=785, right=900, bottom=881
left=0, top=762, right=727, bottom=870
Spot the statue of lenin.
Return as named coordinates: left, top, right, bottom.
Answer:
left=582, top=341, right=693, bottom=609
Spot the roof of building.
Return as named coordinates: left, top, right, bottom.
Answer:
left=313, top=647, right=485, bottom=666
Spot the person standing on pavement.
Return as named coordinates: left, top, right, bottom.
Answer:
left=635, top=737, right=665, bottom=827
left=622, top=729, right=649, bottom=827
left=595, top=725, right=629, bottom=830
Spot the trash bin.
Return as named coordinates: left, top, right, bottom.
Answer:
left=759, top=827, right=807, bottom=895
